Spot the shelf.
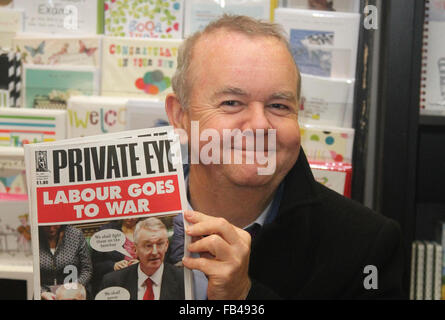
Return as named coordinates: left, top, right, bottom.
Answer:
left=419, top=115, right=445, bottom=126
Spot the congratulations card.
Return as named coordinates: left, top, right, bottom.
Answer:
left=101, top=36, right=181, bottom=99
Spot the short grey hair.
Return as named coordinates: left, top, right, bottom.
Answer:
left=134, top=217, right=167, bottom=244
left=171, top=14, right=301, bottom=109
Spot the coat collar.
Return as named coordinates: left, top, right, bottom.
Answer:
left=278, top=148, right=322, bottom=215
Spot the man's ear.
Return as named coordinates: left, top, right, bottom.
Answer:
left=165, top=93, right=188, bottom=131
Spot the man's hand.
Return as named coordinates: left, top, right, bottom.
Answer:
left=41, top=291, right=56, bottom=300
left=128, top=259, right=139, bottom=266
left=181, top=210, right=252, bottom=300
left=114, top=260, right=129, bottom=271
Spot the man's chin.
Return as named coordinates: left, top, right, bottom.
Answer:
left=222, top=164, right=276, bottom=187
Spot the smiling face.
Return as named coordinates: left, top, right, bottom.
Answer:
left=182, top=29, right=301, bottom=188
left=135, top=227, right=169, bottom=276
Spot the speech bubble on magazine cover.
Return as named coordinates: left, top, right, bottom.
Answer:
left=95, top=287, right=130, bottom=300
left=90, top=229, right=132, bottom=257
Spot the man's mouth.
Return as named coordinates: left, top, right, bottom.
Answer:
left=148, top=257, right=160, bottom=262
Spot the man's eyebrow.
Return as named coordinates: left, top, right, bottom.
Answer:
left=212, top=87, right=250, bottom=99
left=269, top=91, right=298, bottom=102
left=211, top=88, right=297, bottom=102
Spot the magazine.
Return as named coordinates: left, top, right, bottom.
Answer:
left=24, top=126, right=193, bottom=300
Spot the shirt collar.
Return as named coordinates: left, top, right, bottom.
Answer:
left=138, top=263, right=164, bottom=288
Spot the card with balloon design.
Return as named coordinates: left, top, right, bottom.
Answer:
left=300, top=123, right=354, bottom=163
left=101, top=36, right=181, bottom=99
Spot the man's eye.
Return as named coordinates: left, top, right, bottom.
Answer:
left=221, top=100, right=241, bottom=107
left=269, top=103, right=289, bottom=110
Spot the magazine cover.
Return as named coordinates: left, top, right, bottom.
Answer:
left=184, top=0, right=270, bottom=37
left=101, top=36, right=181, bottom=99
left=25, top=126, right=193, bottom=300
left=300, top=73, right=355, bottom=127
left=22, top=64, right=100, bottom=109
left=300, top=123, right=354, bottom=163
left=13, top=0, right=100, bottom=35
left=67, top=96, right=129, bottom=138
left=284, top=0, right=360, bottom=12
left=0, top=193, right=32, bottom=266
left=104, top=0, right=184, bottom=39
left=125, top=98, right=169, bottom=130
left=14, top=34, right=102, bottom=66
left=0, top=108, right=66, bottom=147
left=274, top=7, right=360, bottom=79
left=0, top=8, right=23, bottom=49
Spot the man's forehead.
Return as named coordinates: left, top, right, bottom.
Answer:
left=194, top=28, right=285, bottom=52
left=139, top=228, right=166, bottom=238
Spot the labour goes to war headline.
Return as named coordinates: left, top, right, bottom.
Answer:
left=33, top=137, right=183, bottom=224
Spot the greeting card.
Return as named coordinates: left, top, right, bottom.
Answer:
left=101, top=36, right=181, bottom=99
left=104, top=0, right=184, bottom=39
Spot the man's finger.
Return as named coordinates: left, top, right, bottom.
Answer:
left=182, top=255, right=217, bottom=275
left=188, top=234, right=232, bottom=260
left=184, top=210, right=240, bottom=245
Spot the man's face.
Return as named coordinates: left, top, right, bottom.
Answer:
left=183, top=30, right=301, bottom=187
left=122, top=218, right=138, bottom=229
left=135, top=228, right=169, bottom=276
left=44, top=225, right=61, bottom=238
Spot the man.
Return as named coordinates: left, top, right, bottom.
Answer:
left=165, top=15, right=404, bottom=300
left=99, top=217, right=184, bottom=300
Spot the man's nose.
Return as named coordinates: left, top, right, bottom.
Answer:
left=242, top=103, right=272, bottom=132
left=152, top=244, right=158, bottom=254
